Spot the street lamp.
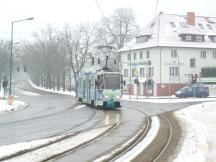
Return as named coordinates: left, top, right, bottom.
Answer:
left=9, top=17, right=34, bottom=96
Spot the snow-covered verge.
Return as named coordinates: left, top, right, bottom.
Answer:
left=0, top=135, right=66, bottom=160
left=171, top=101, right=216, bottom=162
left=0, top=100, right=28, bottom=115
left=114, top=116, right=160, bottom=162
left=94, top=117, right=160, bottom=162
left=1, top=126, right=111, bottom=162
left=28, top=79, right=76, bottom=96
left=122, top=94, right=216, bottom=103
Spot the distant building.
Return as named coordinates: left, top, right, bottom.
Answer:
left=119, top=12, right=216, bottom=96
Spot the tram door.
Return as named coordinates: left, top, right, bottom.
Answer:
left=83, top=79, right=86, bottom=101
left=86, top=76, right=89, bottom=103
left=86, top=76, right=91, bottom=104
left=88, top=77, right=91, bottom=104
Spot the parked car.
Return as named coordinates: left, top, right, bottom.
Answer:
left=175, top=85, right=209, bottom=98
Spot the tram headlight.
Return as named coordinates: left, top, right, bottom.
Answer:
left=105, top=96, right=109, bottom=99
left=116, top=95, right=120, bottom=99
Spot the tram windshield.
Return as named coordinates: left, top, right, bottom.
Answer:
left=104, top=74, right=121, bottom=90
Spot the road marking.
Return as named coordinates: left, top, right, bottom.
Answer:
left=74, top=105, right=86, bottom=110
left=17, top=89, right=41, bottom=96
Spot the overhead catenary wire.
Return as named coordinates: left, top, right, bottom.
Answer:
left=95, top=0, right=106, bottom=18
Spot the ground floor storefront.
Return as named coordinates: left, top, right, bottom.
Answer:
left=126, top=83, right=186, bottom=96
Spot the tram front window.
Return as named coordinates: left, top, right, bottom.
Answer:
left=104, top=74, right=120, bottom=90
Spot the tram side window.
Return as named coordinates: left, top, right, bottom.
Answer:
left=96, top=75, right=104, bottom=89
left=83, top=80, right=86, bottom=89
left=79, top=79, right=82, bottom=88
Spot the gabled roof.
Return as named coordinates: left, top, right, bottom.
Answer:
left=119, top=12, right=216, bottom=52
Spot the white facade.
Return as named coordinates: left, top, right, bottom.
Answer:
left=119, top=12, right=216, bottom=96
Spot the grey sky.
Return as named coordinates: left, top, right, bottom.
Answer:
left=0, top=0, right=216, bottom=41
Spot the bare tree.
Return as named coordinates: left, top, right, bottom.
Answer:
left=99, top=8, right=138, bottom=50
left=0, top=40, right=10, bottom=91
left=95, top=8, right=139, bottom=71
left=21, top=25, right=67, bottom=90
left=62, top=24, right=96, bottom=92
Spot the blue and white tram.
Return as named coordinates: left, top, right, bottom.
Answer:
left=77, top=70, right=123, bottom=109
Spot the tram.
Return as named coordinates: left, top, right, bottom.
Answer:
left=77, top=70, right=123, bottom=109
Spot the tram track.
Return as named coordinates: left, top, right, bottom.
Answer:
left=0, top=106, right=122, bottom=162
left=94, top=103, right=175, bottom=162
left=152, top=114, right=173, bottom=162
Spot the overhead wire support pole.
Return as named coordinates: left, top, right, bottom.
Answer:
left=9, top=17, right=34, bottom=96
left=129, top=47, right=132, bottom=99
left=9, top=21, right=14, bottom=96
left=155, top=0, right=159, bottom=17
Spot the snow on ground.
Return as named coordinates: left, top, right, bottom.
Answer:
left=4, top=126, right=111, bottom=162
left=0, top=135, right=66, bottom=160
left=16, top=89, right=41, bottom=96
left=171, top=101, right=216, bottom=162
left=0, top=100, right=28, bottom=115
left=114, top=116, right=160, bottom=162
left=122, top=95, right=216, bottom=161
left=28, top=79, right=76, bottom=96
left=122, top=94, right=216, bottom=103
left=94, top=116, right=160, bottom=162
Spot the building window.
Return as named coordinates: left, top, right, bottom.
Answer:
left=213, top=51, right=216, bottom=59
left=201, top=51, right=206, bottom=59
left=148, top=67, right=154, bottom=77
left=132, top=69, right=135, bottom=77
left=171, top=49, right=177, bottom=58
left=92, top=57, right=94, bottom=65
left=114, top=59, right=117, bottom=65
left=124, top=69, right=128, bottom=77
left=133, top=52, right=137, bottom=60
left=190, top=58, right=196, bottom=68
left=186, top=35, right=192, bottom=41
left=140, top=68, right=145, bottom=77
left=146, top=51, right=150, bottom=58
left=98, top=58, right=100, bottom=64
left=207, top=24, right=213, bottom=30
left=180, top=22, right=188, bottom=28
left=198, top=24, right=204, bottom=29
left=169, top=67, right=179, bottom=76
left=196, top=36, right=203, bottom=42
left=127, top=53, right=131, bottom=61
left=140, top=51, right=143, bottom=59
left=170, top=22, right=176, bottom=28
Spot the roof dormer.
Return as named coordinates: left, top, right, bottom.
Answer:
left=179, top=33, right=205, bottom=42
left=136, top=34, right=151, bottom=43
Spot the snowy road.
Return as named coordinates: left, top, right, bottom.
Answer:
left=0, top=80, right=117, bottom=146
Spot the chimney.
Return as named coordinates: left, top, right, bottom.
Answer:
left=187, top=12, right=195, bottom=26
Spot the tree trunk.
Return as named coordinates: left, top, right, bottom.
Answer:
left=57, top=72, right=60, bottom=91
left=69, top=69, right=72, bottom=92
left=62, top=71, right=65, bottom=91
left=52, top=75, right=55, bottom=90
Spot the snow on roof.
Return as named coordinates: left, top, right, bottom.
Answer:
left=119, top=13, right=216, bottom=52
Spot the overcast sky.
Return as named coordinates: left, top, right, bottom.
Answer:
left=1, top=0, right=216, bottom=41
